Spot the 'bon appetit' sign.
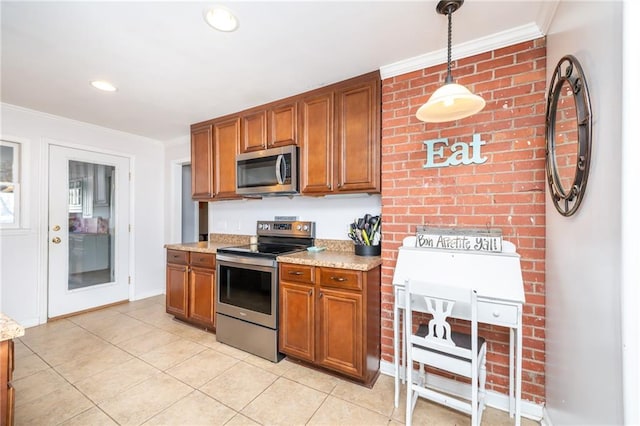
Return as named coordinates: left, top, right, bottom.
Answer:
left=416, top=226, right=503, bottom=253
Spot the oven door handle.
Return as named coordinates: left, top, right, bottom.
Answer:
left=216, top=253, right=277, bottom=268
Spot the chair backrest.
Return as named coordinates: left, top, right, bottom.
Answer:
left=405, top=280, right=478, bottom=360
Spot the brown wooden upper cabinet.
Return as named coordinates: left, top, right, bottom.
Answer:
left=300, top=71, right=381, bottom=195
left=191, top=124, right=214, bottom=199
left=190, top=116, right=241, bottom=201
left=213, top=117, right=241, bottom=200
left=240, top=101, right=298, bottom=153
left=190, top=70, right=380, bottom=200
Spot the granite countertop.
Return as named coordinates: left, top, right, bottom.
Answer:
left=277, top=250, right=382, bottom=271
left=164, top=241, right=235, bottom=253
left=164, top=234, right=252, bottom=253
left=164, top=234, right=382, bottom=271
left=1, top=313, right=25, bottom=342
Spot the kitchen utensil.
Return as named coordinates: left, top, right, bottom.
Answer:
left=349, top=213, right=381, bottom=246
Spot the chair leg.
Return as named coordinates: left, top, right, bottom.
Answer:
left=406, top=381, right=413, bottom=426
left=479, top=355, right=487, bottom=416
left=471, top=380, right=478, bottom=426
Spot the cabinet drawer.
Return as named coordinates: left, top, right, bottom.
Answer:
left=318, top=267, right=362, bottom=291
left=280, top=264, right=314, bottom=284
left=190, top=252, right=216, bottom=269
left=167, top=250, right=189, bottom=265
left=478, top=301, right=519, bottom=327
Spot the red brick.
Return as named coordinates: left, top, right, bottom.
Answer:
left=380, top=37, right=547, bottom=403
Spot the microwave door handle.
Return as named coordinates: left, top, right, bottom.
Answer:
left=275, top=154, right=285, bottom=184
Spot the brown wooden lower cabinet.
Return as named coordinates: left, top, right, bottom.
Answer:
left=279, top=263, right=380, bottom=386
left=1, top=339, right=15, bottom=426
left=166, top=249, right=216, bottom=330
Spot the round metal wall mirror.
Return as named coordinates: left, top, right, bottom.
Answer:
left=545, top=55, right=592, bottom=216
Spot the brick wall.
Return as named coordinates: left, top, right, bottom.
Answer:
left=380, top=38, right=547, bottom=403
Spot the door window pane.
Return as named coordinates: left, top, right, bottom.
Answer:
left=68, top=160, right=115, bottom=290
left=0, top=140, right=20, bottom=227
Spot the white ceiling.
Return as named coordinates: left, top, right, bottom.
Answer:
left=1, top=1, right=556, bottom=142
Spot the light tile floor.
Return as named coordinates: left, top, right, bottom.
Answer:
left=13, top=295, right=539, bottom=425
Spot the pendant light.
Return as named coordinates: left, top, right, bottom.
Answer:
left=416, top=0, right=486, bottom=123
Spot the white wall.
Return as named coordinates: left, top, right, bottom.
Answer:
left=207, top=194, right=381, bottom=240
left=0, top=103, right=166, bottom=327
left=621, top=1, right=640, bottom=423
left=163, top=141, right=382, bottom=243
left=545, top=2, right=626, bottom=424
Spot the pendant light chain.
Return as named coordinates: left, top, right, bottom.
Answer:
left=445, top=5, right=453, bottom=84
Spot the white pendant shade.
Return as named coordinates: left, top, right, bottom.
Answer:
left=416, top=82, right=486, bottom=123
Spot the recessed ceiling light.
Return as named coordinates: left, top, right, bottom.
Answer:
left=91, top=80, right=117, bottom=92
left=204, top=6, right=238, bottom=32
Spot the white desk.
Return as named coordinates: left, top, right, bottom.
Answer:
left=392, top=239, right=525, bottom=425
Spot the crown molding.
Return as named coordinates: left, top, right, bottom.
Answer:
left=536, top=0, right=561, bottom=36
left=380, top=22, right=545, bottom=80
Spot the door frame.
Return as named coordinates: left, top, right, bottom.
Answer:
left=169, top=156, right=192, bottom=244
left=37, top=138, right=135, bottom=323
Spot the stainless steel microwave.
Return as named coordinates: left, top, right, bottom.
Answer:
left=236, top=145, right=298, bottom=196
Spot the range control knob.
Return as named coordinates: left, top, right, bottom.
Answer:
left=303, top=225, right=309, bottom=231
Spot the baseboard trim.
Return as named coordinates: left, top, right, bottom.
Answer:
left=380, top=360, right=544, bottom=422
left=540, top=405, right=554, bottom=426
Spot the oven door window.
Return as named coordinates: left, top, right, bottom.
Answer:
left=218, top=263, right=273, bottom=315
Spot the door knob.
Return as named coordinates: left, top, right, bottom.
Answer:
left=52, top=237, right=62, bottom=244
left=52, top=225, right=61, bottom=231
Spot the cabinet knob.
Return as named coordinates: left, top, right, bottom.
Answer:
left=492, top=311, right=501, bottom=318
left=289, top=271, right=303, bottom=276
left=308, top=289, right=312, bottom=296
left=331, top=276, right=347, bottom=282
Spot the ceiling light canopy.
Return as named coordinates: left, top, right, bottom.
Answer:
left=416, top=0, right=485, bottom=123
left=90, top=80, right=117, bottom=92
left=204, top=6, right=238, bottom=32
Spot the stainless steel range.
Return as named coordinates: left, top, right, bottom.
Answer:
left=215, top=220, right=315, bottom=362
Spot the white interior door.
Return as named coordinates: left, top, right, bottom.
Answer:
left=48, top=145, right=130, bottom=318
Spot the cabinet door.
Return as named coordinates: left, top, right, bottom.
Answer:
left=166, top=263, right=189, bottom=319
left=317, top=288, right=363, bottom=379
left=1, top=340, right=11, bottom=425
left=189, top=266, right=216, bottom=329
left=191, top=124, right=214, bottom=199
left=241, top=110, right=267, bottom=153
left=279, top=282, right=315, bottom=362
left=300, top=91, right=334, bottom=194
left=213, top=117, right=241, bottom=199
left=269, top=101, right=298, bottom=148
left=335, top=74, right=381, bottom=193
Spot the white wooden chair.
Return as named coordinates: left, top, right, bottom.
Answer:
left=404, top=280, right=487, bottom=426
